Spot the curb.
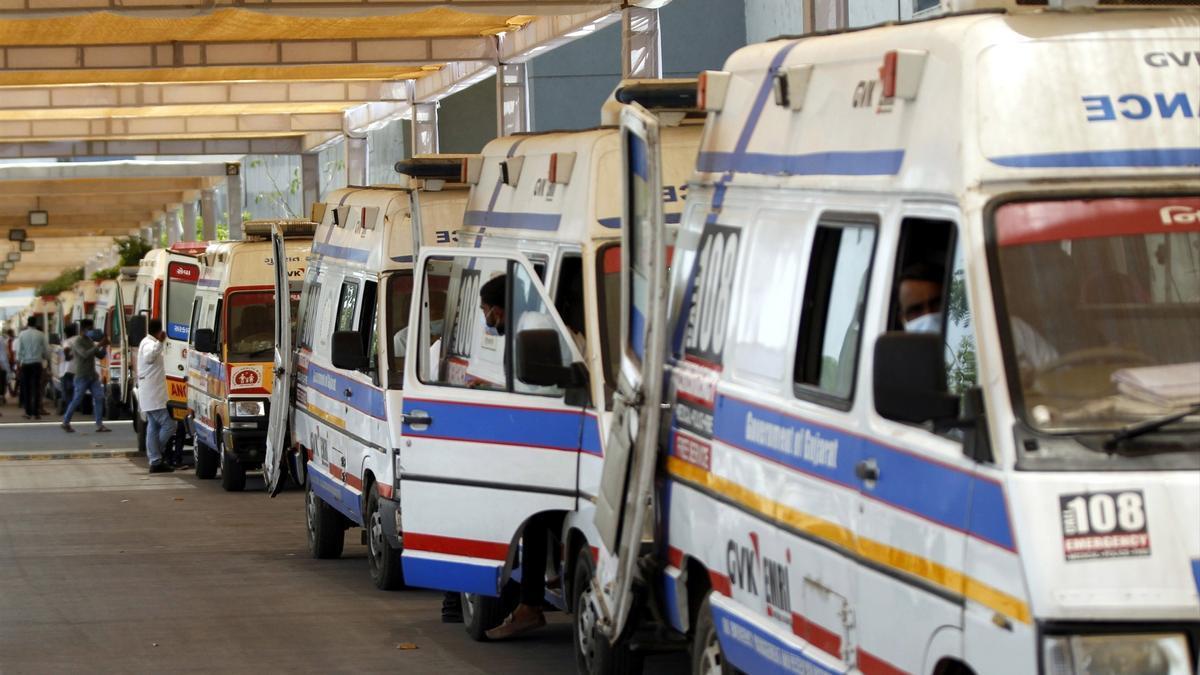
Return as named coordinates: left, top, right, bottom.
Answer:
left=0, top=450, right=142, bottom=462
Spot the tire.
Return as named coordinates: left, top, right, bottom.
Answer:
left=691, top=594, right=732, bottom=675
left=573, top=548, right=643, bottom=675
left=306, top=480, right=345, bottom=559
left=366, top=485, right=405, bottom=591
left=462, top=581, right=520, bottom=642
left=220, top=449, right=246, bottom=492
left=194, top=442, right=218, bottom=480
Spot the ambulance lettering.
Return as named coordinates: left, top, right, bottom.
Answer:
left=743, top=411, right=839, bottom=470
left=1160, top=204, right=1199, bottom=225
left=1143, top=51, right=1200, bottom=67
left=1060, top=490, right=1150, bottom=561
left=685, top=222, right=741, bottom=368
left=726, top=533, right=793, bottom=622
left=1081, top=93, right=1197, bottom=121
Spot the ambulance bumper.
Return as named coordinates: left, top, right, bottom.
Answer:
left=222, top=424, right=267, bottom=466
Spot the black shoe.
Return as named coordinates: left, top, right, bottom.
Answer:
left=148, top=463, right=175, bottom=474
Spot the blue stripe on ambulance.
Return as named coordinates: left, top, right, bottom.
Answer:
left=696, top=149, right=906, bottom=176
left=988, top=147, right=1200, bottom=169
left=710, top=600, right=839, bottom=675
left=596, top=212, right=681, bottom=229
left=167, top=322, right=190, bottom=341
left=401, top=554, right=502, bottom=597
left=305, top=362, right=386, bottom=419
left=308, top=465, right=363, bottom=525
left=402, top=398, right=586, bottom=452
left=192, top=418, right=218, bottom=448
left=714, top=394, right=1015, bottom=551
left=1191, top=559, right=1200, bottom=597
left=463, top=210, right=562, bottom=231
left=311, top=241, right=371, bottom=263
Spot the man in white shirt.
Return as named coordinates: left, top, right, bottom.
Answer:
left=137, top=319, right=176, bottom=473
left=16, top=316, right=49, bottom=420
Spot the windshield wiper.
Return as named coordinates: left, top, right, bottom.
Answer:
left=1103, top=402, right=1200, bottom=450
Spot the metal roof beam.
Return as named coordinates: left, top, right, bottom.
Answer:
left=0, top=112, right=343, bottom=140
left=0, top=161, right=236, bottom=180
left=0, top=137, right=301, bottom=159
left=0, top=177, right=217, bottom=196
left=0, top=80, right=409, bottom=112
left=0, top=1, right=623, bottom=17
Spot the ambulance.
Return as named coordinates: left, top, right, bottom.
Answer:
left=589, top=4, right=1200, bottom=675
left=392, top=83, right=702, bottom=642
left=186, top=221, right=313, bottom=491
left=265, top=179, right=468, bottom=590
left=69, top=280, right=99, bottom=329
left=93, top=268, right=138, bottom=418
left=129, top=242, right=206, bottom=456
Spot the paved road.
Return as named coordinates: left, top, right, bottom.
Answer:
left=0, top=399, right=689, bottom=673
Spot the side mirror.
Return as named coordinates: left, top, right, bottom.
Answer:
left=49, top=333, right=61, bottom=346
left=873, top=332, right=959, bottom=424
left=515, top=329, right=587, bottom=389
left=193, top=328, right=218, bottom=355
left=127, top=315, right=147, bottom=345
left=331, top=331, right=369, bottom=371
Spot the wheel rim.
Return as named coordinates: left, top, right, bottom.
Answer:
left=575, top=581, right=600, bottom=671
left=369, top=506, right=385, bottom=570
left=462, top=593, right=476, bottom=624
left=699, top=626, right=723, bottom=675
left=305, top=488, right=318, bottom=545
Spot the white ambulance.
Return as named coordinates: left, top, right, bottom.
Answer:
left=129, top=242, right=206, bottom=456
left=265, top=179, right=468, bottom=590
left=187, top=221, right=313, bottom=491
left=69, top=280, right=99, bottom=329
left=591, top=4, right=1200, bottom=675
left=395, top=83, right=702, bottom=643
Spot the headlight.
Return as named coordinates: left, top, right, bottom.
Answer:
left=231, top=400, right=265, bottom=417
left=1043, top=633, right=1191, bottom=675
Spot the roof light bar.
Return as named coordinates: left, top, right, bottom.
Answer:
left=168, top=241, right=209, bottom=255
left=394, top=156, right=483, bottom=185
left=614, top=79, right=700, bottom=111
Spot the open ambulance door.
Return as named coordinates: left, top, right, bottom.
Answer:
left=115, top=287, right=130, bottom=405
left=264, top=226, right=294, bottom=496
left=593, top=102, right=670, bottom=642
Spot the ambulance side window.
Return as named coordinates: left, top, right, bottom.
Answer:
left=419, top=255, right=574, bottom=398
left=298, top=281, right=321, bottom=350
left=188, top=299, right=203, bottom=346
left=335, top=281, right=359, bottom=333
left=887, top=218, right=976, bottom=396
left=360, top=280, right=379, bottom=380
left=794, top=219, right=878, bottom=407
left=212, top=300, right=222, bottom=346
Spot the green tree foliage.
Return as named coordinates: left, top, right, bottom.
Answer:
left=35, top=266, right=84, bottom=296
left=92, top=267, right=120, bottom=280
left=114, top=235, right=153, bottom=266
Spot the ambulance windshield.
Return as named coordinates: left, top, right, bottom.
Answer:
left=992, top=196, right=1200, bottom=434
left=226, top=290, right=285, bottom=362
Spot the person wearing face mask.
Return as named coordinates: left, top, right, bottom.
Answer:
left=479, top=274, right=507, bottom=337
left=898, top=263, right=945, bottom=334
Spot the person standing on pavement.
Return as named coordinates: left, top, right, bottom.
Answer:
left=16, top=316, right=48, bottom=420
left=0, top=327, right=11, bottom=407
left=4, top=329, right=15, bottom=400
left=137, top=319, right=175, bottom=473
left=62, top=319, right=111, bottom=434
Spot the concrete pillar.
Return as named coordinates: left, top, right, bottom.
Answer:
left=226, top=170, right=244, bottom=240
left=346, top=135, right=368, bottom=186
left=622, top=6, right=662, bottom=79
left=181, top=199, right=197, bottom=242
left=166, top=205, right=183, bottom=245
left=141, top=225, right=155, bottom=244
left=200, top=189, right=217, bottom=241
left=301, top=152, right=321, bottom=220
left=496, top=62, right=530, bottom=137
left=410, top=102, right=439, bottom=155
left=153, top=211, right=167, bottom=247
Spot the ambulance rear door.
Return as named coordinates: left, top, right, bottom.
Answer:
left=593, top=102, right=671, bottom=640
left=399, top=247, right=588, bottom=595
left=265, top=227, right=293, bottom=496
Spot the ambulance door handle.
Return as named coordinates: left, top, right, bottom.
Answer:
left=343, top=388, right=353, bottom=398
left=855, top=459, right=879, bottom=484
left=402, top=411, right=432, bottom=430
